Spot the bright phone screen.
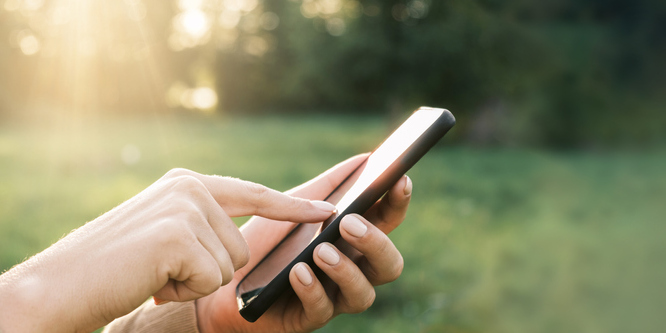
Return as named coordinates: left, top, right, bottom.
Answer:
left=237, top=108, right=444, bottom=298
left=329, top=108, right=443, bottom=211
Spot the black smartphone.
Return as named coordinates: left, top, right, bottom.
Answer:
left=236, top=107, right=455, bottom=322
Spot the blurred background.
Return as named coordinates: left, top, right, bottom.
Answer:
left=1, top=0, right=665, bottom=332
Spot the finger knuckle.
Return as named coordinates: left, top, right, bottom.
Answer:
left=154, top=219, right=196, bottom=247
left=245, top=181, right=269, bottom=198
left=233, top=241, right=251, bottom=270
left=373, top=249, right=403, bottom=284
left=311, top=298, right=334, bottom=327
left=220, top=262, right=234, bottom=286
left=345, top=269, right=366, bottom=290
left=179, top=201, right=207, bottom=225
left=243, top=182, right=272, bottom=212
left=164, top=168, right=194, bottom=180
left=293, top=196, right=310, bottom=212
left=375, top=235, right=393, bottom=258
left=167, top=196, right=207, bottom=226
left=312, top=289, right=330, bottom=309
left=201, top=266, right=225, bottom=294
left=164, top=176, right=211, bottom=207
left=343, top=287, right=375, bottom=314
left=172, top=175, right=206, bottom=194
left=359, top=289, right=376, bottom=312
left=387, top=253, right=405, bottom=283
left=316, top=311, right=334, bottom=328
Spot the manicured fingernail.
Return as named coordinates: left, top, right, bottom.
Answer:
left=153, top=297, right=171, bottom=306
left=341, top=215, right=367, bottom=238
left=312, top=200, right=337, bottom=213
left=318, top=243, right=340, bottom=265
left=294, top=263, right=313, bottom=286
left=403, top=176, right=412, bottom=196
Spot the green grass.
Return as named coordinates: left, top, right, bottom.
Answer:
left=1, top=113, right=664, bottom=332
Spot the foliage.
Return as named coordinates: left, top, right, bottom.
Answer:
left=0, top=0, right=665, bottom=147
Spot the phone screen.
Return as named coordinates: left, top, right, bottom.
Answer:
left=330, top=108, right=444, bottom=212
left=237, top=108, right=446, bottom=307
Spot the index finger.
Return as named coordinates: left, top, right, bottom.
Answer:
left=161, top=169, right=337, bottom=222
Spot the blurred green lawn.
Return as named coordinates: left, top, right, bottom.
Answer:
left=1, top=114, right=664, bottom=332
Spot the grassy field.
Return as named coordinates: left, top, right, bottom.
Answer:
left=1, top=113, right=664, bottom=332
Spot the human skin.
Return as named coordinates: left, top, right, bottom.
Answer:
left=0, top=168, right=338, bottom=333
left=195, top=154, right=410, bottom=333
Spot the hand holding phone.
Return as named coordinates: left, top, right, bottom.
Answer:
left=192, top=109, right=454, bottom=331
left=192, top=155, right=415, bottom=332
left=236, top=107, right=455, bottom=322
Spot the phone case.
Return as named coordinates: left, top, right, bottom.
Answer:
left=236, top=107, right=456, bottom=322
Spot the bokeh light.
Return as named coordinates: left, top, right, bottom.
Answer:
left=16, top=31, right=41, bottom=56
left=179, top=9, right=210, bottom=38
left=120, top=144, right=142, bottom=165
left=222, top=0, right=258, bottom=13
left=326, top=18, right=345, bottom=36
left=190, top=87, right=218, bottom=110
left=2, top=0, right=400, bottom=115
left=259, top=12, right=279, bottom=31
left=166, top=82, right=218, bottom=111
left=219, top=10, right=242, bottom=29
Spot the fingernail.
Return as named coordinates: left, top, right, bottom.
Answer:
left=154, top=297, right=171, bottom=306
left=312, top=200, right=337, bottom=213
left=403, top=176, right=412, bottom=196
left=318, top=243, right=340, bottom=266
left=294, top=263, right=313, bottom=286
left=341, top=215, right=367, bottom=238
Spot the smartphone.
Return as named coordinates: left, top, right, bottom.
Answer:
left=236, top=107, right=455, bottom=322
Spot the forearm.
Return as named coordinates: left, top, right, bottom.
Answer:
left=0, top=232, right=109, bottom=332
left=0, top=253, right=90, bottom=332
left=0, top=220, right=153, bottom=332
left=0, top=259, right=47, bottom=332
